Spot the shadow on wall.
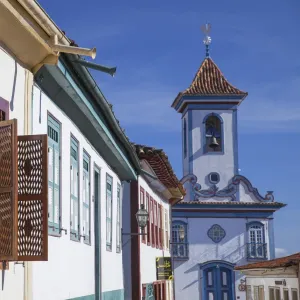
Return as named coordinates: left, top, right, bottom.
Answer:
left=174, top=233, right=249, bottom=291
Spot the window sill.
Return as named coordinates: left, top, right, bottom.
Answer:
left=48, top=228, right=62, bottom=238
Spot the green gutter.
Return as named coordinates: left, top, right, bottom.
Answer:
left=60, top=53, right=141, bottom=176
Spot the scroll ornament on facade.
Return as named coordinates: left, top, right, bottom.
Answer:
left=180, top=174, right=274, bottom=202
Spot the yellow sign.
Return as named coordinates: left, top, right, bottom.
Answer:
left=156, top=257, right=173, bottom=281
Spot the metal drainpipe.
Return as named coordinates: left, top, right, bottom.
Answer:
left=23, top=69, right=34, bottom=300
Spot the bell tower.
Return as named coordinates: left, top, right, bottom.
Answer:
left=172, top=24, right=248, bottom=201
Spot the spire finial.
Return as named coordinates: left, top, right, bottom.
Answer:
left=201, top=23, right=212, bottom=57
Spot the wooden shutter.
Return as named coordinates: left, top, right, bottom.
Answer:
left=17, top=134, right=48, bottom=261
left=146, top=193, right=150, bottom=245
left=0, top=119, right=18, bottom=261
left=70, top=137, right=79, bottom=239
left=83, top=152, right=90, bottom=243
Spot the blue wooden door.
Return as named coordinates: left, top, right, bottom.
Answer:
left=203, top=265, right=233, bottom=300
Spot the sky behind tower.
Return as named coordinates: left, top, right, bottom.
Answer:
left=38, top=0, right=300, bottom=256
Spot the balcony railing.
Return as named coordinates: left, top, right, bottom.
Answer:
left=247, top=243, right=267, bottom=259
left=172, top=242, right=189, bottom=259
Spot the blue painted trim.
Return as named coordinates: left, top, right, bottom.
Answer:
left=57, top=60, right=137, bottom=180
left=175, top=95, right=243, bottom=111
left=173, top=202, right=283, bottom=210
left=246, top=221, right=264, bottom=230
left=202, top=113, right=224, bottom=155
left=200, top=260, right=235, bottom=270
left=207, top=224, right=226, bottom=243
left=268, top=219, right=275, bottom=259
left=188, top=110, right=194, bottom=201
left=233, top=109, right=239, bottom=176
left=172, top=211, right=273, bottom=219
left=181, top=104, right=237, bottom=116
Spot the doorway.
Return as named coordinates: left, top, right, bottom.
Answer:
left=201, top=261, right=235, bottom=300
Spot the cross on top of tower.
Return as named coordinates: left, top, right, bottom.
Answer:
left=201, top=23, right=212, bottom=57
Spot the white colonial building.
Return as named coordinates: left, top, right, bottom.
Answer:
left=122, top=145, right=185, bottom=300
left=235, top=252, right=300, bottom=300
left=170, top=37, right=286, bottom=300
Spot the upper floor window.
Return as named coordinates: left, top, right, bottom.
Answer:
left=47, top=115, right=61, bottom=236
left=70, top=136, right=80, bottom=241
left=106, top=174, right=113, bottom=251
left=204, top=113, right=223, bottom=153
left=116, top=183, right=121, bottom=253
left=172, top=221, right=188, bottom=259
left=247, top=222, right=267, bottom=260
left=82, top=151, right=91, bottom=244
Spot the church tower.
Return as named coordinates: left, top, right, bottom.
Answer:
left=171, top=24, right=285, bottom=300
left=171, top=23, right=248, bottom=201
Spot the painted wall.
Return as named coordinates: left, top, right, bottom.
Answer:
left=0, top=46, right=28, bottom=300
left=31, top=85, right=124, bottom=300
left=243, top=275, right=299, bottom=300
left=173, top=217, right=272, bottom=300
left=122, top=175, right=174, bottom=300
left=183, top=109, right=237, bottom=194
left=138, top=176, right=173, bottom=299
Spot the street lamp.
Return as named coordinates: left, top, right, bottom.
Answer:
left=122, top=204, right=149, bottom=247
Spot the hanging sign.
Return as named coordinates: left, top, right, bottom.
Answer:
left=156, top=257, right=173, bottom=280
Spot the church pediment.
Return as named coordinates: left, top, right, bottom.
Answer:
left=180, top=174, right=274, bottom=203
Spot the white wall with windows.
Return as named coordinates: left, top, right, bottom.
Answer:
left=243, top=276, right=299, bottom=300
left=172, top=216, right=272, bottom=300
left=138, top=175, right=173, bottom=300
left=30, top=84, right=124, bottom=300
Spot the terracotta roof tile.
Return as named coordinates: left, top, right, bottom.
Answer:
left=173, top=57, right=248, bottom=105
left=133, top=144, right=186, bottom=200
left=235, top=253, right=300, bottom=270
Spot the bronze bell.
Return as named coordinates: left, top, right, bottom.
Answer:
left=209, top=136, right=219, bottom=149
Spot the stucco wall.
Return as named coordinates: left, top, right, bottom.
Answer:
left=184, top=109, right=237, bottom=191
left=31, top=85, right=124, bottom=299
left=138, top=176, right=171, bottom=285
left=0, top=46, right=27, bottom=300
left=244, top=275, right=299, bottom=300
left=173, top=217, right=271, bottom=300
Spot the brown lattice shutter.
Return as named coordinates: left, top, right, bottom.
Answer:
left=17, top=134, right=48, bottom=261
left=0, top=119, right=18, bottom=261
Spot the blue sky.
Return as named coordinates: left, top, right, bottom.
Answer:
left=39, top=0, right=300, bottom=256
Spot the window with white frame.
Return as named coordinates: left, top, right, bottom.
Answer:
left=116, top=183, right=121, bottom=253
left=247, top=222, right=266, bottom=259
left=106, top=174, right=113, bottom=250
left=82, top=151, right=91, bottom=244
left=172, top=221, right=188, bottom=258
left=70, top=136, right=79, bottom=240
left=47, top=115, right=61, bottom=235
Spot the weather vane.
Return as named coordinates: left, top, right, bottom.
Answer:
left=201, top=23, right=212, bottom=57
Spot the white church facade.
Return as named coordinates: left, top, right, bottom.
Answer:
left=170, top=34, right=286, bottom=300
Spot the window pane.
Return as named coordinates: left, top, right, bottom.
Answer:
left=207, top=271, right=213, bottom=286
left=246, top=286, right=252, bottom=300
left=223, top=292, right=228, bottom=300
left=292, top=290, right=298, bottom=300
left=208, top=292, right=214, bottom=300
left=254, top=286, right=259, bottom=300
left=259, top=286, right=265, bottom=300
left=275, top=289, right=280, bottom=300
left=284, top=290, right=289, bottom=300
left=269, top=288, right=275, bottom=300
left=222, top=271, right=227, bottom=286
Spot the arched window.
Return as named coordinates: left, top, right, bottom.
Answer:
left=247, top=222, right=266, bottom=259
left=204, top=113, right=223, bottom=153
left=183, top=118, right=187, bottom=158
left=172, top=221, right=188, bottom=258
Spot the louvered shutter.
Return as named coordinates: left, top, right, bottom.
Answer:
left=17, top=134, right=48, bottom=261
left=0, top=119, right=18, bottom=261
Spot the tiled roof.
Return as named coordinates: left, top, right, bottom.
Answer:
left=133, top=144, right=186, bottom=200
left=173, top=57, right=248, bottom=105
left=175, top=201, right=286, bottom=207
left=235, top=253, right=300, bottom=270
